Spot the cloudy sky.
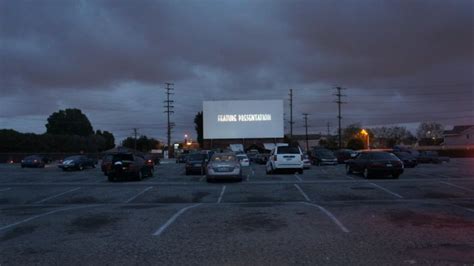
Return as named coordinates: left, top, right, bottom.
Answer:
left=1, top=0, right=473, bottom=143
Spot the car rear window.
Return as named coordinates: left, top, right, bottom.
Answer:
left=277, top=147, right=300, bottom=154
left=112, top=154, right=134, bottom=161
left=65, top=156, right=82, bottom=160
left=188, top=154, right=206, bottom=160
left=25, top=155, right=41, bottom=160
left=211, top=154, right=236, bottom=161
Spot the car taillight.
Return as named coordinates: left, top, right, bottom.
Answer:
left=33, top=160, right=38, bottom=163
left=147, top=160, right=153, bottom=163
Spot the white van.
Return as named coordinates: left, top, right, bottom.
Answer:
left=266, top=146, right=304, bottom=174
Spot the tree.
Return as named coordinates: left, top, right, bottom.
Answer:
left=122, top=135, right=160, bottom=152
left=416, top=122, right=444, bottom=146
left=347, top=138, right=365, bottom=150
left=194, top=112, right=203, bottom=147
left=371, top=126, right=416, bottom=148
left=95, top=130, right=115, bottom=150
left=45, top=108, right=93, bottom=136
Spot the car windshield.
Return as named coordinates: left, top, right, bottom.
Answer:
left=211, top=154, right=236, bottom=162
left=277, top=147, right=300, bottom=154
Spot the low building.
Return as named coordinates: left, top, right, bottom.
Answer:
left=292, top=134, right=325, bottom=152
left=443, top=125, right=474, bottom=146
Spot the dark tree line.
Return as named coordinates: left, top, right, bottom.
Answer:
left=122, top=136, right=160, bottom=152
left=0, top=108, right=115, bottom=152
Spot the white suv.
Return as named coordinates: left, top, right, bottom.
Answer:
left=266, top=146, right=304, bottom=174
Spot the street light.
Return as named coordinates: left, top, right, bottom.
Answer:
left=361, top=129, right=370, bottom=150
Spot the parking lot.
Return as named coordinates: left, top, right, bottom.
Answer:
left=1, top=159, right=473, bottom=265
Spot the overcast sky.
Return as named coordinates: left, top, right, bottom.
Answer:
left=1, top=0, right=473, bottom=143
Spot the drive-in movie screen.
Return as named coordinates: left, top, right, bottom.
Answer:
left=203, top=100, right=284, bottom=139
left=0, top=0, right=473, bottom=265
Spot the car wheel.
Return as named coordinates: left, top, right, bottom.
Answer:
left=78, top=165, right=84, bottom=171
left=185, top=170, right=190, bottom=176
left=298, top=169, right=303, bottom=174
left=107, top=175, right=115, bottom=182
left=363, top=168, right=371, bottom=179
left=148, top=168, right=154, bottom=177
left=392, top=173, right=400, bottom=179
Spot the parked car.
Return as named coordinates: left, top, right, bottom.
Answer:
left=185, top=153, right=208, bottom=175
left=237, top=154, right=250, bottom=167
left=266, top=146, right=304, bottom=174
left=417, top=151, right=450, bottom=164
left=107, top=153, right=153, bottom=181
left=101, top=154, right=113, bottom=176
left=247, top=150, right=259, bottom=162
left=255, top=153, right=269, bottom=164
left=21, top=155, right=46, bottom=168
left=346, top=151, right=404, bottom=179
left=310, top=148, right=338, bottom=165
left=393, top=145, right=420, bottom=159
left=58, top=155, right=95, bottom=171
left=176, top=154, right=188, bottom=163
left=393, top=151, right=418, bottom=168
left=334, top=149, right=358, bottom=164
left=303, top=154, right=311, bottom=169
left=206, top=153, right=242, bottom=181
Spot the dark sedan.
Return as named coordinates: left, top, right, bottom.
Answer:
left=417, top=151, right=450, bottom=164
left=393, top=151, right=418, bottom=168
left=346, top=151, right=404, bottom=179
left=334, top=149, right=358, bottom=164
left=58, top=155, right=96, bottom=171
left=310, top=148, right=338, bottom=165
left=21, top=155, right=46, bottom=168
left=107, top=153, right=153, bottom=181
left=185, top=153, right=208, bottom=175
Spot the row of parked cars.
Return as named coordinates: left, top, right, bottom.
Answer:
left=18, top=153, right=160, bottom=182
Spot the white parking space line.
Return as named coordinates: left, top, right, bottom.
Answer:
left=34, top=187, right=81, bottom=204
left=125, top=186, right=153, bottom=203
left=369, top=183, right=403, bottom=199
left=217, top=185, right=226, bottom=203
left=294, top=174, right=303, bottom=182
left=439, top=181, right=474, bottom=193
left=0, top=205, right=98, bottom=232
left=301, top=202, right=350, bottom=233
left=152, top=203, right=202, bottom=236
left=294, top=184, right=311, bottom=201
left=199, top=175, right=206, bottom=182
left=345, top=174, right=355, bottom=180
left=0, top=187, right=12, bottom=192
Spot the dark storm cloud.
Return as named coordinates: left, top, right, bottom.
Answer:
left=0, top=0, right=472, bottom=139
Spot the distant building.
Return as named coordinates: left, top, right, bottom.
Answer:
left=443, top=125, right=474, bottom=146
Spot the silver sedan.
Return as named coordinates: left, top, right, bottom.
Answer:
left=206, top=153, right=242, bottom=182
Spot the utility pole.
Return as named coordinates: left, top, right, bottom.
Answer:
left=289, top=89, right=294, bottom=139
left=303, top=113, right=309, bottom=152
left=164, top=82, right=174, bottom=157
left=334, top=87, right=347, bottom=149
left=326, top=122, right=331, bottom=137
left=133, top=128, right=138, bottom=151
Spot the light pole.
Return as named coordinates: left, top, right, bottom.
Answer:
left=361, top=129, right=370, bottom=150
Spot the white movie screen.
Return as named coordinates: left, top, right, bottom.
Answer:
left=203, top=100, right=284, bottom=139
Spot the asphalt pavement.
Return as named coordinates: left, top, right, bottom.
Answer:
left=1, top=159, right=473, bottom=265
